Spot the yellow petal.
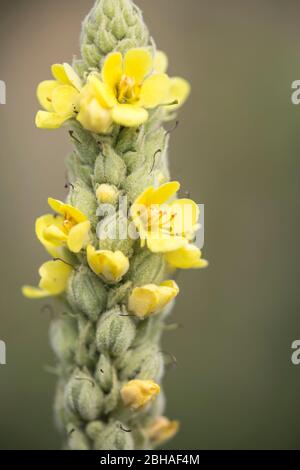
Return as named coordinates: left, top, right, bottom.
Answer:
left=77, top=96, right=113, bottom=134
left=128, top=285, right=157, bottom=318
left=165, top=245, right=209, bottom=269
left=48, top=198, right=87, bottom=224
left=35, top=214, right=66, bottom=256
left=87, top=75, right=117, bottom=108
left=153, top=51, right=168, bottom=74
left=52, top=85, right=79, bottom=117
left=168, top=77, right=191, bottom=110
left=67, top=221, right=91, bottom=253
left=102, top=52, right=123, bottom=89
left=47, top=198, right=64, bottom=214
left=36, top=80, right=58, bottom=111
left=87, top=245, right=129, bottom=282
left=39, top=260, right=72, bottom=296
left=121, top=380, right=160, bottom=410
left=112, top=104, right=148, bottom=127
left=168, top=198, right=199, bottom=235
left=52, top=63, right=82, bottom=90
left=124, top=48, right=153, bottom=83
left=132, top=186, right=156, bottom=208
left=63, top=63, right=82, bottom=90
left=35, top=111, right=68, bottom=129
left=146, top=234, right=187, bottom=253
left=140, top=73, right=171, bottom=109
left=22, top=286, right=50, bottom=299
left=43, top=225, right=68, bottom=245
left=160, top=280, right=180, bottom=292
left=150, top=181, right=180, bottom=205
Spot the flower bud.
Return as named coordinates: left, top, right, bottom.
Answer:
left=96, top=184, right=119, bottom=205
left=128, top=250, right=167, bottom=286
left=93, top=420, right=134, bottom=450
left=65, top=369, right=103, bottom=421
left=87, top=245, right=129, bottom=283
left=128, top=280, right=179, bottom=319
left=119, top=344, right=164, bottom=383
left=67, top=266, right=107, bottom=321
left=49, top=315, right=78, bottom=363
left=145, top=417, right=179, bottom=446
left=121, top=379, right=160, bottom=410
left=96, top=307, right=136, bottom=357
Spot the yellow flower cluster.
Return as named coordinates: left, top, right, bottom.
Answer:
left=23, top=181, right=207, bottom=312
left=35, top=49, right=190, bottom=131
left=25, top=47, right=207, bottom=317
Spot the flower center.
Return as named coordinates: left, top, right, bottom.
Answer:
left=117, top=75, right=139, bottom=104
left=63, top=213, right=77, bottom=233
left=137, top=205, right=178, bottom=236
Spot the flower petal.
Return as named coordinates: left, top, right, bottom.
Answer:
left=165, top=245, right=209, bottom=269
left=112, top=104, right=148, bottom=127
left=146, top=234, right=187, bottom=253
left=87, top=76, right=117, bottom=108
left=124, top=48, right=153, bottom=83
left=77, top=96, right=113, bottom=134
left=140, top=73, right=170, bottom=109
left=35, top=214, right=66, bottom=256
left=51, top=63, right=82, bottom=90
left=63, top=63, right=82, bottom=90
left=132, top=186, right=156, bottom=207
left=52, top=85, right=79, bottom=117
left=102, top=52, right=123, bottom=89
left=168, top=77, right=191, bottom=110
left=48, top=198, right=87, bottom=224
left=47, top=198, right=64, bottom=214
left=39, top=260, right=72, bottom=295
left=153, top=51, right=168, bottom=74
left=22, top=286, right=49, bottom=299
left=168, top=198, right=199, bottom=235
left=150, top=181, right=180, bottom=205
left=67, top=221, right=91, bottom=253
left=37, top=80, right=58, bottom=111
left=35, top=111, right=68, bottom=129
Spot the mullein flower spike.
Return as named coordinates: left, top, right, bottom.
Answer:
left=23, top=0, right=207, bottom=450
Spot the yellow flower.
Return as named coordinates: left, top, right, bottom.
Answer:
left=36, top=63, right=82, bottom=129
left=165, top=244, right=208, bottom=270
left=131, top=181, right=199, bottom=253
left=128, top=280, right=179, bottom=318
left=154, top=50, right=191, bottom=112
left=22, top=260, right=72, bottom=299
left=121, top=379, right=160, bottom=410
left=78, top=48, right=171, bottom=129
left=145, top=416, right=180, bottom=446
left=36, top=199, right=90, bottom=254
left=87, top=245, right=129, bottom=283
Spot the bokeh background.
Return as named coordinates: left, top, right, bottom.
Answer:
left=1, top=0, right=300, bottom=450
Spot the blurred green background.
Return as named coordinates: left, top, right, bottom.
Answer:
left=1, top=0, right=300, bottom=450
